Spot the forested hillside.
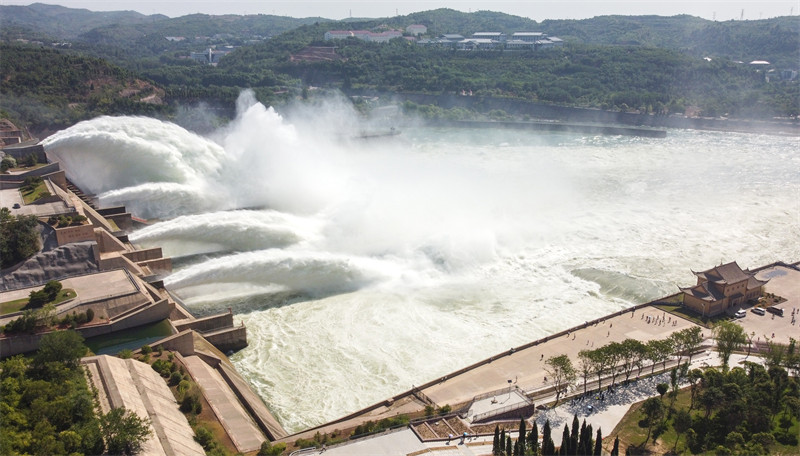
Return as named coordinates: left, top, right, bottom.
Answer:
left=1, top=5, right=797, bottom=131
left=0, top=44, right=170, bottom=130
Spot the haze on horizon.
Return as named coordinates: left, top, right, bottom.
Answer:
left=0, top=0, right=796, bottom=22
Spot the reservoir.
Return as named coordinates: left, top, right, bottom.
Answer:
left=42, top=95, right=800, bottom=433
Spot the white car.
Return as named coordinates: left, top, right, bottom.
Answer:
left=734, top=310, right=746, bottom=318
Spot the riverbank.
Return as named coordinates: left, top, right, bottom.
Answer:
left=378, top=91, right=800, bottom=137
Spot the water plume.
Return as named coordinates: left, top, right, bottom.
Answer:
left=40, top=90, right=800, bottom=433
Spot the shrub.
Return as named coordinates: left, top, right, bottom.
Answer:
left=151, top=359, right=171, bottom=377
left=774, top=429, right=799, bottom=446
left=140, top=345, right=153, bottom=355
left=177, top=380, right=191, bottom=396
left=180, top=385, right=202, bottom=414
left=1, top=156, right=17, bottom=172
left=438, top=404, right=452, bottom=415
left=169, top=371, right=183, bottom=386
left=118, top=349, right=133, bottom=359
left=28, top=289, right=49, bottom=307
left=258, top=441, right=287, bottom=456
left=86, top=308, right=94, bottom=322
left=43, top=281, right=62, bottom=301
left=193, top=425, right=214, bottom=449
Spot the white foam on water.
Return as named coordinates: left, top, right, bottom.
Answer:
left=42, top=92, right=800, bottom=433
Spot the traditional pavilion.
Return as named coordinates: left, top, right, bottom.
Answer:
left=680, top=261, right=768, bottom=317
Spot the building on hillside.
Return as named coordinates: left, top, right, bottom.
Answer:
left=472, top=32, right=506, bottom=42
left=324, top=30, right=402, bottom=42
left=680, top=261, right=768, bottom=317
left=369, top=30, right=403, bottom=42
left=440, top=34, right=465, bottom=42
left=189, top=48, right=232, bottom=66
left=512, top=32, right=544, bottom=42
left=406, top=24, right=427, bottom=35
left=505, top=39, right=535, bottom=50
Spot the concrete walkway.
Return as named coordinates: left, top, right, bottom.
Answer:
left=181, top=355, right=266, bottom=453
left=303, top=351, right=760, bottom=456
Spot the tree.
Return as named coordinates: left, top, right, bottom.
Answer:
left=545, top=354, right=577, bottom=405
left=560, top=424, right=570, bottom=455
left=646, top=338, right=673, bottom=373
left=672, top=409, right=692, bottom=452
left=641, top=397, right=664, bottom=443
left=687, top=368, right=704, bottom=410
left=619, top=339, right=646, bottom=382
left=763, top=336, right=786, bottom=368
left=578, top=350, right=593, bottom=394
left=32, top=330, right=87, bottom=375
left=673, top=326, right=703, bottom=363
left=656, top=382, right=669, bottom=400
left=593, top=428, right=602, bottom=456
left=542, top=420, right=555, bottom=456
left=610, top=436, right=620, bottom=456
left=569, top=414, right=579, bottom=455
left=0, top=208, right=40, bottom=268
left=516, top=418, right=526, bottom=456
left=528, top=420, right=539, bottom=456
left=585, top=348, right=609, bottom=391
left=43, top=280, right=63, bottom=301
left=493, top=425, right=501, bottom=455
left=602, top=342, right=624, bottom=386
left=713, top=321, right=747, bottom=369
left=101, top=407, right=151, bottom=456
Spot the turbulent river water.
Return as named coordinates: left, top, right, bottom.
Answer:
left=42, top=94, right=800, bottom=433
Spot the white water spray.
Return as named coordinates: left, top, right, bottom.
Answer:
left=41, top=92, right=800, bottom=433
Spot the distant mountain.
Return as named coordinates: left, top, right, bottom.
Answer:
left=0, top=2, right=166, bottom=39
left=1, top=3, right=327, bottom=46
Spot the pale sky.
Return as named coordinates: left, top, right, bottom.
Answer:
left=0, top=0, right=797, bottom=21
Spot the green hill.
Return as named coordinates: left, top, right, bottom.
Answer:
left=0, top=43, right=170, bottom=132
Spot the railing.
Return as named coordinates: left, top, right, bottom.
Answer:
left=411, top=385, right=437, bottom=407
left=471, top=402, right=534, bottom=423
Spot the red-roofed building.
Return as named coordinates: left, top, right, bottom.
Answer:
left=680, top=261, right=768, bottom=317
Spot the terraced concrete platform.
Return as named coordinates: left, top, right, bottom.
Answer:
left=83, top=355, right=205, bottom=456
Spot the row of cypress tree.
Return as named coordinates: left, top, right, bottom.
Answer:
left=491, top=416, right=621, bottom=456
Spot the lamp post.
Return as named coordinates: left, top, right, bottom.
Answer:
left=507, top=379, right=512, bottom=401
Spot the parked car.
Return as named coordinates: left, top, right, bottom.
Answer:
left=752, top=307, right=766, bottom=315
left=734, top=310, right=746, bottom=318
left=766, top=306, right=784, bottom=317
left=12, top=203, right=20, bottom=209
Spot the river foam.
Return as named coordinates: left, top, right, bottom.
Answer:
left=42, top=92, right=800, bottom=433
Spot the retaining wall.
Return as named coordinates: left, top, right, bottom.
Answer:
left=0, top=299, right=172, bottom=356
left=202, top=325, right=248, bottom=352
left=123, top=248, right=164, bottom=263
left=173, top=312, right=234, bottom=334
left=55, top=224, right=95, bottom=245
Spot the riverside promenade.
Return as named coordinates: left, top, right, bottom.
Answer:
left=282, top=261, right=800, bottom=452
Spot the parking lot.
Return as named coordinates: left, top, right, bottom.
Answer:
left=735, top=264, right=800, bottom=345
